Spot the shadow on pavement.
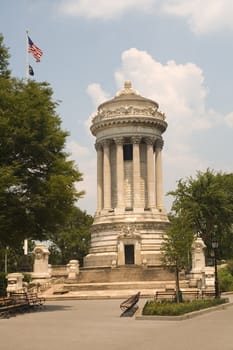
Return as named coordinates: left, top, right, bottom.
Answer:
left=39, top=304, right=73, bottom=313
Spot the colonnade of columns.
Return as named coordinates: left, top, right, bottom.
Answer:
left=95, top=136, right=164, bottom=213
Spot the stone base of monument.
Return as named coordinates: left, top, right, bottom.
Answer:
left=50, top=265, right=178, bottom=283
left=31, top=273, right=51, bottom=280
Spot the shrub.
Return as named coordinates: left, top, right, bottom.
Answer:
left=218, top=268, right=233, bottom=292
left=142, top=299, right=226, bottom=316
left=226, top=260, right=233, bottom=275
left=23, top=273, right=32, bottom=283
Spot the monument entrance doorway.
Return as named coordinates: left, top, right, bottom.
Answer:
left=124, top=245, right=134, bottom=265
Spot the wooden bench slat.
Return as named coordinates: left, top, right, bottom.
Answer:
left=120, top=292, right=140, bottom=311
left=0, top=291, right=46, bottom=318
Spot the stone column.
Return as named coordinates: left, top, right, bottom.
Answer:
left=145, top=137, right=155, bottom=209
left=95, top=142, right=103, bottom=213
left=155, top=138, right=164, bottom=210
left=132, top=136, right=141, bottom=210
left=114, top=137, right=124, bottom=212
left=102, top=139, right=112, bottom=210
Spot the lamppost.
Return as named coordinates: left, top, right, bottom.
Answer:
left=211, top=240, right=220, bottom=298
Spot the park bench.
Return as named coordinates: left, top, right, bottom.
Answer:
left=0, top=292, right=45, bottom=318
left=10, top=292, right=45, bottom=308
left=154, top=288, right=217, bottom=302
left=154, top=289, right=176, bottom=301
left=120, top=292, right=140, bottom=316
left=201, top=289, right=216, bottom=299
left=155, top=289, right=203, bottom=302
left=180, top=289, right=201, bottom=300
left=0, top=295, right=29, bottom=318
left=0, top=297, right=14, bottom=307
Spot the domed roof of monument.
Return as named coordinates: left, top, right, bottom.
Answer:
left=91, top=80, right=167, bottom=136
left=98, top=81, right=159, bottom=110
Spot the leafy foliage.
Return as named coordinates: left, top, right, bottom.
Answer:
left=0, top=34, right=84, bottom=248
left=168, top=169, right=233, bottom=259
left=161, top=213, right=194, bottom=301
left=0, top=241, right=35, bottom=273
left=49, top=206, right=93, bottom=266
left=218, top=267, right=233, bottom=292
left=0, top=34, right=10, bottom=78
left=161, top=213, right=194, bottom=271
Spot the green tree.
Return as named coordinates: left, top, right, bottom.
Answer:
left=0, top=240, right=35, bottom=273
left=49, top=206, right=93, bottom=266
left=168, top=169, right=233, bottom=259
left=0, top=34, right=10, bottom=78
left=0, top=34, right=84, bottom=248
left=161, top=213, right=194, bottom=302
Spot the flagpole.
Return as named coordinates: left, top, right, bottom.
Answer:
left=25, top=30, right=29, bottom=257
left=26, top=30, right=29, bottom=82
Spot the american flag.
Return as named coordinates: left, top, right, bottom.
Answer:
left=28, top=36, right=43, bottom=62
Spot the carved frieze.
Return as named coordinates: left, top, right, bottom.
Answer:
left=91, top=220, right=169, bottom=234
left=91, top=117, right=167, bottom=136
left=92, top=105, right=165, bottom=124
left=117, top=224, right=141, bottom=241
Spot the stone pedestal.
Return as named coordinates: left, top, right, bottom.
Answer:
left=189, top=237, right=206, bottom=287
left=32, top=244, right=50, bottom=279
left=6, top=273, right=24, bottom=294
left=67, top=260, right=79, bottom=279
left=202, top=266, right=215, bottom=289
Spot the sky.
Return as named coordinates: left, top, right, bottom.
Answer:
left=1, top=0, right=233, bottom=215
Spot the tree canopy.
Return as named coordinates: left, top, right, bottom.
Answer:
left=0, top=34, right=84, bottom=248
left=161, top=213, right=194, bottom=271
left=49, top=206, right=93, bottom=266
left=161, top=212, right=194, bottom=301
left=168, top=169, right=233, bottom=259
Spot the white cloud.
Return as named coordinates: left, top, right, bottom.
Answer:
left=57, top=0, right=233, bottom=35
left=87, top=83, right=109, bottom=108
left=84, top=83, right=110, bottom=133
left=163, top=142, right=208, bottom=208
left=58, top=0, right=154, bottom=19
left=225, top=112, right=233, bottom=128
left=67, top=140, right=90, bottom=157
left=161, top=0, right=233, bottom=34
left=115, top=48, right=214, bottom=133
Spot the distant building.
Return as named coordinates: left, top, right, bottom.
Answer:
left=84, top=81, right=169, bottom=268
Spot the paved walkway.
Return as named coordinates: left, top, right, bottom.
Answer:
left=0, top=297, right=233, bottom=350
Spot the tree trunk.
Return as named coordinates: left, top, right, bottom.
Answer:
left=175, top=265, right=181, bottom=303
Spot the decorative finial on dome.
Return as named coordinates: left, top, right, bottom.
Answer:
left=116, top=81, right=139, bottom=97
left=124, top=80, right=132, bottom=89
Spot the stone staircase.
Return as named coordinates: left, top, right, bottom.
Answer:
left=43, top=266, right=190, bottom=300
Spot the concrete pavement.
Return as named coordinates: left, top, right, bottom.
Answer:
left=0, top=297, right=233, bottom=350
